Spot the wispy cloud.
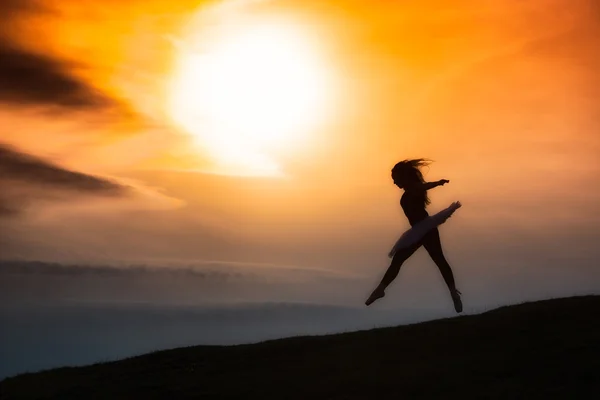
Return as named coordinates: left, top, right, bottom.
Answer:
left=0, top=259, right=361, bottom=282
left=0, top=144, right=128, bottom=217
left=0, top=145, right=125, bottom=193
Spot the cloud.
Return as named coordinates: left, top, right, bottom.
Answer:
left=0, top=259, right=360, bottom=282
left=0, top=260, right=247, bottom=281
left=0, top=145, right=125, bottom=193
left=0, top=46, right=113, bottom=109
left=0, top=144, right=128, bottom=216
left=0, top=1, right=116, bottom=110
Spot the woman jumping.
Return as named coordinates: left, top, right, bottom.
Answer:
left=365, top=159, right=463, bottom=313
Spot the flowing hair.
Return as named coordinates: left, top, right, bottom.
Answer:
left=391, top=158, right=433, bottom=205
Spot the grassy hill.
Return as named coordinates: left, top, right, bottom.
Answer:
left=1, top=296, right=599, bottom=399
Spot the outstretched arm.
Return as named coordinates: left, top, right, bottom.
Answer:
left=421, top=179, right=449, bottom=190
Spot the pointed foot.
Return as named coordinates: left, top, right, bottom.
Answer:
left=365, top=288, right=385, bottom=306
left=452, top=289, right=463, bottom=313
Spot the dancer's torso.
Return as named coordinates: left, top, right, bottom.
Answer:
left=400, top=189, right=429, bottom=226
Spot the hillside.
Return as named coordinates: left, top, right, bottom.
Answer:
left=1, top=296, right=599, bottom=399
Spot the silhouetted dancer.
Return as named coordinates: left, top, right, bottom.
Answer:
left=365, top=159, right=463, bottom=313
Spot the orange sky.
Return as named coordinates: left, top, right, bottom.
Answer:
left=1, top=0, right=599, bottom=307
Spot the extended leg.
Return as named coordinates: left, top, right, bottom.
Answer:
left=365, top=243, right=419, bottom=306
left=422, top=229, right=462, bottom=313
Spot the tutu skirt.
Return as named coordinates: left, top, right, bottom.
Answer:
left=388, top=201, right=462, bottom=258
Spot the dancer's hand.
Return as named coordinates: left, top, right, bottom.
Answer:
left=438, top=179, right=450, bottom=186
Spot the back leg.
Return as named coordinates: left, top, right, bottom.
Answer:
left=366, top=243, right=420, bottom=306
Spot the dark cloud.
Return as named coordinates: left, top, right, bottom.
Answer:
left=0, top=1, right=116, bottom=110
left=0, top=144, right=129, bottom=216
left=0, top=145, right=124, bottom=192
left=0, top=46, right=113, bottom=109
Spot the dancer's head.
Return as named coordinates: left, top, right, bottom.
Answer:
left=391, top=159, right=431, bottom=189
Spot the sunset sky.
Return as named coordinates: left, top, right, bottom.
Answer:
left=1, top=0, right=599, bottom=312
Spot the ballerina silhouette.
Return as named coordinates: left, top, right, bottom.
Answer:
left=365, top=159, right=463, bottom=313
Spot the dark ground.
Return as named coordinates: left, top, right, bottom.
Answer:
left=1, top=295, right=599, bottom=399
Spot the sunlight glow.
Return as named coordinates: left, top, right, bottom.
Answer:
left=169, top=17, right=330, bottom=176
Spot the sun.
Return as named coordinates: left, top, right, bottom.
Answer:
left=168, top=17, right=330, bottom=176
